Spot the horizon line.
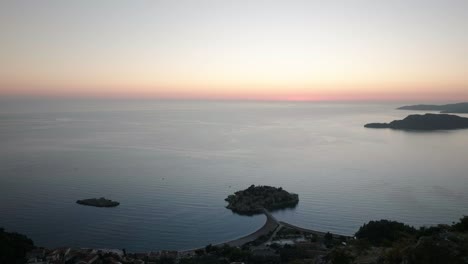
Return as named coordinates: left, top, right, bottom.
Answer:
left=0, top=94, right=466, bottom=104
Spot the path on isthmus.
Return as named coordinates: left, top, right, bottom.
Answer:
left=180, top=209, right=279, bottom=254
left=223, top=209, right=279, bottom=247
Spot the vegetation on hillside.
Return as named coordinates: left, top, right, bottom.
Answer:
left=0, top=228, right=34, bottom=264
left=3, top=215, right=467, bottom=263
left=354, top=219, right=417, bottom=246
left=350, top=216, right=468, bottom=264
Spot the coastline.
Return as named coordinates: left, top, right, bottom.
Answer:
left=18, top=215, right=468, bottom=263
left=179, top=209, right=351, bottom=256
left=180, top=208, right=279, bottom=254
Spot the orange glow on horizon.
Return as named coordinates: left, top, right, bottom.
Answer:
left=1, top=1, right=467, bottom=102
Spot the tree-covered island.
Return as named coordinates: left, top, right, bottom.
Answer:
left=225, top=185, right=299, bottom=215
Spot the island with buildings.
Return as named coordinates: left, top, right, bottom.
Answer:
left=365, top=113, right=468, bottom=130
left=225, top=185, right=299, bottom=215
left=76, top=197, right=120, bottom=208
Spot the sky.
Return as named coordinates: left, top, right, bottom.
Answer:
left=1, top=0, right=467, bottom=101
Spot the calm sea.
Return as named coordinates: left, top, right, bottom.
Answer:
left=1, top=99, right=467, bottom=251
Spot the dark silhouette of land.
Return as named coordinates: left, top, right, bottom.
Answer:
left=365, top=113, right=468, bottom=130
left=76, top=197, right=120, bottom=207
left=398, top=102, right=468, bottom=113
left=8, top=216, right=467, bottom=264
left=225, top=185, right=299, bottom=215
left=0, top=228, right=34, bottom=264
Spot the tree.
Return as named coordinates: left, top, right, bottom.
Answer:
left=452, top=216, right=468, bottom=232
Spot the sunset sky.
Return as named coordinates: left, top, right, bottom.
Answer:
left=1, top=0, right=467, bottom=101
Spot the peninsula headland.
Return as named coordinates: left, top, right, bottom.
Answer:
left=365, top=113, right=468, bottom=131
left=397, top=102, right=468, bottom=113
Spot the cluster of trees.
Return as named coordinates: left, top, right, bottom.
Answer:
left=354, top=219, right=417, bottom=246
left=453, top=215, right=468, bottom=232
left=353, top=216, right=468, bottom=264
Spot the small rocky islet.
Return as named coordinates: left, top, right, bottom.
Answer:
left=225, top=185, right=299, bottom=215
left=76, top=197, right=120, bottom=207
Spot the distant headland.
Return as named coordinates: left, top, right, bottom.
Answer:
left=225, top=185, right=299, bottom=215
left=76, top=197, right=120, bottom=207
left=398, top=102, right=468, bottom=113
left=365, top=113, right=468, bottom=131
